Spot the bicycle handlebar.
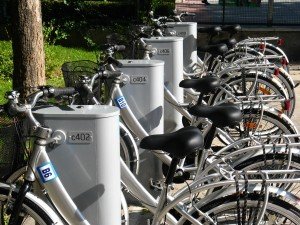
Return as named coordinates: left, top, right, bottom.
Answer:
left=102, top=70, right=123, bottom=79
left=6, top=87, right=76, bottom=116
left=112, top=45, right=126, bottom=52
left=105, top=44, right=126, bottom=56
left=107, top=56, right=123, bottom=68
left=155, top=12, right=196, bottom=23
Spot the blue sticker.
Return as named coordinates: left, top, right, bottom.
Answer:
left=37, top=162, right=58, bottom=183
left=115, top=96, right=127, bottom=109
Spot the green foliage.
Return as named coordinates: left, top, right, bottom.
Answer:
left=44, top=44, right=97, bottom=79
left=41, top=0, right=136, bottom=26
left=43, top=19, right=72, bottom=45
left=0, top=41, right=13, bottom=79
left=40, top=0, right=137, bottom=48
left=0, top=40, right=97, bottom=103
left=152, top=1, right=175, bottom=16
left=0, top=77, right=12, bottom=104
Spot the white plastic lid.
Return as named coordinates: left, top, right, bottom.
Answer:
left=33, top=105, right=119, bottom=118
left=119, top=59, right=164, bottom=67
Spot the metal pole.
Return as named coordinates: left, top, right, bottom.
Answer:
left=267, top=0, right=274, bottom=26
left=136, top=0, right=140, bottom=21
left=222, top=0, right=225, bottom=25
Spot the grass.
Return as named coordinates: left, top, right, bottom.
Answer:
left=0, top=40, right=98, bottom=104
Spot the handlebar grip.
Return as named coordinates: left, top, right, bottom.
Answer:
left=114, top=45, right=126, bottom=52
left=185, top=12, right=196, bottom=16
left=107, top=56, right=123, bottom=68
left=48, top=87, right=76, bottom=98
left=139, top=33, right=151, bottom=38
left=103, top=70, right=122, bottom=79
left=7, top=102, right=27, bottom=116
left=221, top=24, right=241, bottom=33
left=0, top=104, right=9, bottom=115
left=166, top=18, right=175, bottom=22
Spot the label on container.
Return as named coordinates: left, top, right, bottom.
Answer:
left=115, top=96, right=127, bottom=109
left=68, top=131, right=93, bottom=144
left=157, top=48, right=171, bottom=55
left=130, top=75, right=148, bottom=84
left=177, top=31, right=187, bottom=37
left=37, top=162, right=57, bottom=183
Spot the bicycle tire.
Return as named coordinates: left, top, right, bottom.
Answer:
left=220, top=108, right=298, bottom=143
left=247, top=42, right=290, bottom=73
left=0, top=186, right=57, bottom=225
left=257, top=67, right=296, bottom=117
left=179, top=193, right=300, bottom=225
left=273, top=68, right=296, bottom=116
left=120, top=126, right=136, bottom=173
left=208, top=73, right=288, bottom=115
left=210, top=47, right=261, bottom=73
left=235, top=153, right=300, bottom=194
left=216, top=48, right=295, bottom=117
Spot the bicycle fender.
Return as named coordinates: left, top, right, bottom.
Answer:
left=279, top=67, right=296, bottom=88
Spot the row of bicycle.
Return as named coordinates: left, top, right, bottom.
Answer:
left=0, top=11, right=300, bottom=225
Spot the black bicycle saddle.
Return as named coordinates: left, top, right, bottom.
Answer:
left=188, top=103, right=242, bottom=128
left=179, top=76, right=221, bottom=94
left=140, top=126, right=204, bottom=159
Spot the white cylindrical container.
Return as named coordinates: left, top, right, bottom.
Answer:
left=118, top=60, right=164, bottom=195
left=34, top=105, right=120, bottom=225
left=166, top=22, right=198, bottom=71
left=143, top=37, right=184, bottom=133
left=119, top=59, right=165, bottom=135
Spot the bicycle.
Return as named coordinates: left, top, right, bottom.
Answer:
left=2, top=88, right=300, bottom=225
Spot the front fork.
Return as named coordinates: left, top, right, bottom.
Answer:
left=8, top=137, right=48, bottom=225
left=8, top=180, right=33, bottom=225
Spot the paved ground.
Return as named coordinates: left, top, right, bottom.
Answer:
left=289, top=65, right=300, bottom=130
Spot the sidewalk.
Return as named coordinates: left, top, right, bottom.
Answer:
left=289, top=65, right=300, bottom=131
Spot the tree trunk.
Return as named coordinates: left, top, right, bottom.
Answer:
left=11, top=0, right=45, bottom=98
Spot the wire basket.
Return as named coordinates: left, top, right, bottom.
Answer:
left=61, top=60, right=99, bottom=87
left=0, top=105, right=26, bottom=180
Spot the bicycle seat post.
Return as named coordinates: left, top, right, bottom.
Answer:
left=197, top=125, right=216, bottom=171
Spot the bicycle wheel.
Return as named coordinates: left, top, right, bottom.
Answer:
left=235, top=153, right=300, bottom=195
left=271, top=68, right=296, bottom=117
left=0, top=186, right=57, bottom=225
left=216, top=51, right=295, bottom=117
left=247, top=42, right=290, bottom=73
left=221, top=108, right=298, bottom=143
left=208, top=73, right=288, bottom=115
left=179, top=193, right=300, bottom=225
